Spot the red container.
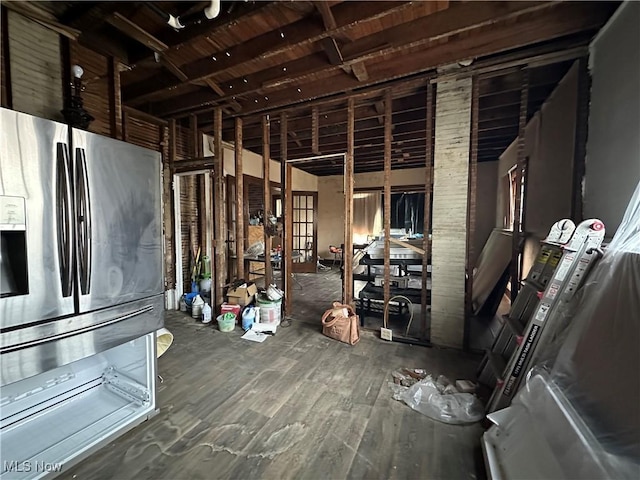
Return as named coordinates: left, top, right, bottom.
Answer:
left=220, top=303, right=242, bottom=324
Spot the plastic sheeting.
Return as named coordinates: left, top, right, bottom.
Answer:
left=547, top=181, right=640, bottom=464
left=390, top=374, right=484, bottom=425
left=485, top=182, right=640, bottom=479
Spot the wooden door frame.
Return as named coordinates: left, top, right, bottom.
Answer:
left=291, top=191, right=318, bottom=273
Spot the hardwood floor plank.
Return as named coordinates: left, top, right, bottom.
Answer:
left=62, top=283, right=483, bottom=480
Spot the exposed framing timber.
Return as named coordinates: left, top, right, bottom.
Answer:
left=420, top=82, right=435, bottom=341
left=281, top=113, right=293, bottom=314
left=464, top=76, right=480, bottom=351
left=213, top=108, right=226, bottom=308
left=109, top=57, right=123, bottom=140
left=262, top=115, right=273, bottom=286
left=510, top=69, right=529, bottom=304
left=571, top=56, right=589, bottom=222
left=162, top=124, right=175, bottom=292
left=235, top=117, right=245, bottom=279
left=311, top=106, right=320, bottom=154
left=343, top=97, right=355, bottom=306
left=383, top=89, right=392, bottom=312
left=1, top=6, right=12, bottom=108
left=106, top=12, right=168, bottom=52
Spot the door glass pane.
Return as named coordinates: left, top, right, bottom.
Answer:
left=294, top=196, right=300, bottom=208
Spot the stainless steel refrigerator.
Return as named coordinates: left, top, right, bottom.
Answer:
left=0, top=108, right=164, bottom=478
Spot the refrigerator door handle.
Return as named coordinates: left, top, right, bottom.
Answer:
left=0, top=304, right=155, bottom=353
left=76, top=147, right=92, bottom=295
left=56, top=143, right=73, bottom=297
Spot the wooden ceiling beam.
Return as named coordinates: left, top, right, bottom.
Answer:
left=124, top=1, right=414, bottom=103
left=105, top=12, right=168, bottom=53
left=234, top=2, right=612, bottom=116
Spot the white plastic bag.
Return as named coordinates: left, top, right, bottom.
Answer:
left=395, top=375, right=484, bottom=424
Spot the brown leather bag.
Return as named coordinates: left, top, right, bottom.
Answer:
left=321, top=302, right=360, bottom=345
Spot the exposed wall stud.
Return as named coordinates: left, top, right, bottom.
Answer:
left=235, top=116, right=245, bottom=279
left=344, top=98, right=355, bottom=306
left=511, top=69, right=529, bottom=304
left=281, top=113, right=293, bottom=315
left=465, top=75, right=480, bottom=350
left=571, top=56, right=589, bottom=223
left=262, top=115, right=273, bottom=286
left=213, top=107, right=226, bottom=309
left=421, top=82, right=435, bottom=340
left=108, top=57, right=122, bottom=139
left=383, top=89, right=392, bottom=310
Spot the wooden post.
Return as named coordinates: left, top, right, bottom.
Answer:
left=344, top=98, right=355, bottom=306
left=571, top=56, right=589, bottom=223
left=162, top=124, right=175, bottom=292
left=421, top=82, right=435, bottom=340
left=213, top=108, right=226, bottom=309
left=312, top=106, right=320, bottom=155
left=281, top=113, right=293, bottom=315
left=511, top=69, right=529, bottom=304
left=383, top=89, right=392, bottom=314
left=1, top=6, right=12, bottom=108
left=465, top=76, right=479, bottom=350
left=262, top=115, right=273, bottom=286
left=235, top=116, right=245, bottom=279
left=108, top=57, right=122, bottom=140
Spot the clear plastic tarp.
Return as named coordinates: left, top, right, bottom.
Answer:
left=485, top=181, right=640, bottom=479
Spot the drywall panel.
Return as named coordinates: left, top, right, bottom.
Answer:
left=7, top=11, right=62, bottom=121
left=585, top=1, right=640, bottom=236
left=431, top=77, right=472, bottom=349
left=495, top=64, right=580, bottom=277
left=474, top=161, right=498, bottom=267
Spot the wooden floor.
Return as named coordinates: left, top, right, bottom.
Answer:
left=64, top=273, right=484, bottom=480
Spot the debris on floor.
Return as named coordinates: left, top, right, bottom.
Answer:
left=389, top=370, right=483, bottom=424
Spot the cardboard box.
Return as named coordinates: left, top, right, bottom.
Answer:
left=226, top=283, right=257, bottom=306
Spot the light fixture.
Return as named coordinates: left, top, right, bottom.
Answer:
left=264, top=96, right=268, bottom=100
left=212, top=55, right=217, bottom=61
left=283, top=67, right=287, bottom=72
left=225, top=51, right=231, bottom=57
left=255, top=99, right=259, bottom=103
left=243, top=78, right=248, bottom=83
left=71, top=64, right=84, bottom=79
left=280, top=31, right=285, bottom=39
left=61, top=64, right=93, bottom=130
left=297, top=88, right=301, bottom=93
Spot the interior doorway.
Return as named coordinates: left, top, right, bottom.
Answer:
left=291, top=191, right=318, bottom=273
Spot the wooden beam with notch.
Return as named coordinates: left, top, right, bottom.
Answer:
left=351, top=62, right=369, bottom=82
left=106, top=12, right=168, bottom=53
